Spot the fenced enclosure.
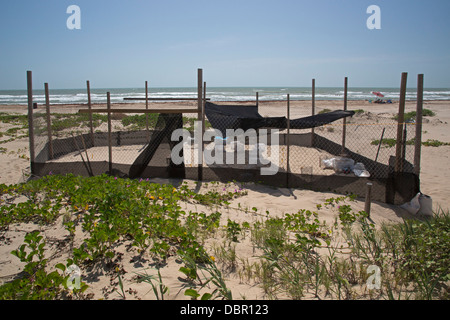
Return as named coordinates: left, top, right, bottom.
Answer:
left=26, top=70, right=423, bottom=205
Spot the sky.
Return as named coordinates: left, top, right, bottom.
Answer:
left=1, top=0, right=450, bottom=89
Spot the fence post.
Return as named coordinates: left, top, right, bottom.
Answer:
left=286, top=94, right=290, bottom=188
left=197, top=68, right=203, bottom=181
left=27, top=71, right=35, bottom=174
left=86, top=80, right=94, bottom=146
left=145, top=80, right=149, bottom=142
left=44, top=83, right=54, bottom=160
left=341, top=77, right=348, bottom=155
left=364, top=182, right=373, bottom=218
left=414, top=74, right=424, bottom=177
left=107, top=92, right=112, bottom=174
left=395, top=72, right=408, bottom=173
left=311, top=79, right=315, bottom=147
left=256, top=91, right=259, bottom=109
left=203, top=81, right=206, bottom=138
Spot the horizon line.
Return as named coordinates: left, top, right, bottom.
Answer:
left=1, top=85, right=449, bottom=91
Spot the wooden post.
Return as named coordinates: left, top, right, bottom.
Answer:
left=203, top=81, right=206, bottom=138
left=286, top=94, right=290, bottom=188
left=27, top=71, right=35, bottom=172
left=341, top=77, right=348, bottom=155
left=107, top=92, right=112, bottom=174
left=197, top=69, right=203, bottom=121
left=86, top=81, right=94, bottom=146
left=197, top=68, right=203, bottom=180
left=401, top=123, right=407, bottom=172
left=364, top=182, right=373, bottom=217
left=395, top=72, right=408, bottom=173
left=311, top=79, right=315, bottom=146
left=44, top=83, right=54, bottom=160
left=256, top=92, right=259, bottom=109
left=414, top=74, right=424, bottom=176
left=145, top=81, right=149, bottom=142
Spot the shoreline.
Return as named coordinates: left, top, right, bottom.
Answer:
left=0, top=99, right=448, bottom=114
left=1, top=98, right=450, bottom=106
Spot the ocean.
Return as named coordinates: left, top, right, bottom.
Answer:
left=0, top=87, right=449, bottom=105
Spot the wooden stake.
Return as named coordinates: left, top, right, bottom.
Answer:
left=27, top=71, right=35, bottom=170
left=145, top=81, right=149, bottom=142
left=341, top=77, right=348, bottom=155
left=203, top=81, right=206, bottom=138
left=395, top=72, right=408, bottom=173
left=256, top=92, right=259, bottom=109
left=86, top=81, right=94, bottom=146
left=107, top=92, right=112, bottom=174
left=197, top=69, right=203, bottom=121
left=286, top=94, right=290, bottom=188
left=44, top=83, right=54, bottom=160
left=197, top=68, right=203, bottom=180
left=364, top=182, right=373, bottom=217
left=311, top=79, right=315, bottom=146
left=401, top=123, right=407, bottom=172
left=414, top=74, right=424, bottom=176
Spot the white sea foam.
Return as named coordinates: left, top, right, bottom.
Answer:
left=1, top=87, right=449, bottom=105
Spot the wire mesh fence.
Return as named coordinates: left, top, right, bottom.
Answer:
left=30, top=100, right=419, bottom=205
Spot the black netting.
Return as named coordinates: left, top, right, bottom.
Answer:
left=204, top=102, right=355, bottom=136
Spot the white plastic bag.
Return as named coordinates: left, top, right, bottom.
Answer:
left=418, top=194, right=433, bottom=216
left=321, top=158, right=335, bottom=169
left=353, top=162, right=370, bottom=177
left=400, top=193, right=421, bottom=215
left=333, top=157, right=355, bottom=173
left=400, top=193, right=433, bottom=216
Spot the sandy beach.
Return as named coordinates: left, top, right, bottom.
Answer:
left=1, top=99, right=449, bottom=300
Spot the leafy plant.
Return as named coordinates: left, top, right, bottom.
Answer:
left=421, top=139, right=450, bottom=147
left=393, top=109, right=436, bottom=122
left=1, top=174, right=448, bottom=300
left=226, top=219, right=241, bottom=242
left=371, top=138, right=397, bottom=148
left=1, top=231, right=70, bottom=299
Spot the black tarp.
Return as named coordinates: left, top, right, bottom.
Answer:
left=205, top=102, right=355, bottom=136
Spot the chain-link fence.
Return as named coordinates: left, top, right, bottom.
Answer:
left=32, top=109, right=194, bottom=179
left=30, top=101, right=420, bottom=205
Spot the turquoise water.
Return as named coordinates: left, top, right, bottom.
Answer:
left=1, top=87, right=449, bottom=105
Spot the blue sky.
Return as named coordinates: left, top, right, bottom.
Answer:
left=1, top=0, right=449, bottom=89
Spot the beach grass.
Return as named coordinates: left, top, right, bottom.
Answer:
left=0, top=174, right=448, bottom=300
left=393, top=109, right=436, bottom=122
